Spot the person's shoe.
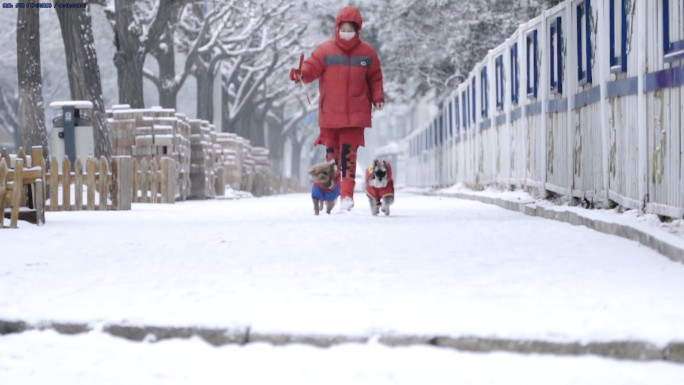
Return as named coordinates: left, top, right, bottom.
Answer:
left=340, top=197, right=354, bottom=211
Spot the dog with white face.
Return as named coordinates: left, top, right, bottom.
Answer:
left=365, top=160, right=394, bottom=216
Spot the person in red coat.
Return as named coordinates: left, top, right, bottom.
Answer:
left=290, top=6, right=384, bottom=211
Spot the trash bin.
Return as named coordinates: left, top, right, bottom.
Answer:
left=49, top=101, right=94, bottom=172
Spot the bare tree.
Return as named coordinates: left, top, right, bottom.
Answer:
left=185, top=0, right=303, bottom=121
left=17, top=0, right=48, bottom=159
left=1, top=6, right=69, bottom=151
left=144, top=2, right=234, bottom=109
left=266, top=92, right=318, bottom=175
left=367, top=0, right=563, bottom=103
left=221, top=36, right=305, bottom=134
left=55, top=0, right=112, bottom=158
left=110, top=0, right=186, bottom=107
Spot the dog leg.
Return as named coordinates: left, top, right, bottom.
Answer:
left=326, top=199, right=335, bottom=214
left=368, top=197, right=378, bottom=216
left=381, top=196, right=393, bottom=216
left=313, top=198, right=320, bottom=215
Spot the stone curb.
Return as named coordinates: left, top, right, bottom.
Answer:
left=426, top=191, right=684, bottom=264
left=1, top=320, right=683, bottom=363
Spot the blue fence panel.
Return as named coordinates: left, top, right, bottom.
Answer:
left=577, top=0, right=593, bottom=84
left=527, top=29, right=539, bottom=98
left=511, top=43, right=520, bottom=105
left=550, top=16, right=563, bottom=94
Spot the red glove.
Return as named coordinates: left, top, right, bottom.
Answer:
left=289, top=68, right=302, bottom=84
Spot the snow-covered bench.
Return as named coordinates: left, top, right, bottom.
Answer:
left=0, top=146, right=46, bottom=228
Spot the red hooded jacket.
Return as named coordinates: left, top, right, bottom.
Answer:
left=300, top=6, right=384, bottom=129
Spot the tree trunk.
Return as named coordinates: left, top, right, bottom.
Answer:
left=221, top=79, right=233, bottom=133
left=234, top=114, right=250, bottom=144
left=0, top=87, right=21, bottom=150
left=266, top=106, right=285, bottom=177
left=196, top=67, right=214, bottom=121
left=252, top=109, right=266, bottom=147
left=150, top=13, right=179, bottom=109
left=229, top=100, right=268, bottom=147
left=113, top=0, right=145, bottom=108
left=55, top=0, right=112, bottom=159
left=235, top=102, right=264, bottom=147
left=250, top=102, right=267, bottom=148
left=290, top=134, right=303, bottom=186
left=266, top=107, right=284, bottom=155
left=157, top=45, right=178, bottom=109
left=17, top=1, right=48, bottom=160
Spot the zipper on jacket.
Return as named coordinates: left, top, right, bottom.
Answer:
left=347, top=54, right=351, bottom=127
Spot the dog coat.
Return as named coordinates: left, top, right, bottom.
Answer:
left=312, top=181, right=340, bottom=201
left=365, top=162, right=394, bottom=205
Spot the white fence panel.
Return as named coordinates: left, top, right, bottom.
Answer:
left=644, top=0, right=684, bottom=218
left=606, top=0, right=641, bottom=209
left=544, top=5, right=572, bottom=196
left=402, top=0, right=684, bottom=219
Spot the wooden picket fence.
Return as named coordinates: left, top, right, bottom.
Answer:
left=46, top=155, right=178, bottom=208
left=131, top=157, right=177, bottom=204
left=43, top=155, right=131, bottom=212
left=47, top=156, right=106, bottom=211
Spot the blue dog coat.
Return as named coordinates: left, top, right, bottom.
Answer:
left=312, top=182, right=340, bottom=201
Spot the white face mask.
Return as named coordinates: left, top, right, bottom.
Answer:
left=339, top=31, right=356, bottom=41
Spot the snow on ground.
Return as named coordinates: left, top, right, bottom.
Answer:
left=1, top=193, right=684, bottom=345
left=437, top=183, right=537, bottom=202
left=1, top=330, right=683, bottom=385
left=218, top=186, right=254, bottom=200
left=435, top=183, right=684, bottom=241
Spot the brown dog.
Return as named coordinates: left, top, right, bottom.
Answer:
left=307, top=160, right=339, bottom=215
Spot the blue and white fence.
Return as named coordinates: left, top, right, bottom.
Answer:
left=406, top=0, right=684, bottom=219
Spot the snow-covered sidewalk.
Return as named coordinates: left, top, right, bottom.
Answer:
left=415, top=184, right=684, bottom=263
left=2, top=330, right=683, bottom=385
left=436, top=183, right=684, bottom=240
left=2, top=192, right=684, bottom=346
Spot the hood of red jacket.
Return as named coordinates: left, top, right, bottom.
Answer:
left=334, top=6, right=363, bottom=52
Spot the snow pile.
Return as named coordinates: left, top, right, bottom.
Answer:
left=218, top=186, right=254, bottom=200
left=434, top=184, right=684, bottom=242
left=439, top=183, right=536, bottom=202
left=603, top=209, right=684, bottom=240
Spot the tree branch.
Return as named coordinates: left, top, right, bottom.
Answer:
left=143, top=67, right=161, bottom=90
left=144, top=0, right=186, bottom=54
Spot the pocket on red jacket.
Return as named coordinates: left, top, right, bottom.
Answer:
left=350, top=94, right=370, bottom=112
